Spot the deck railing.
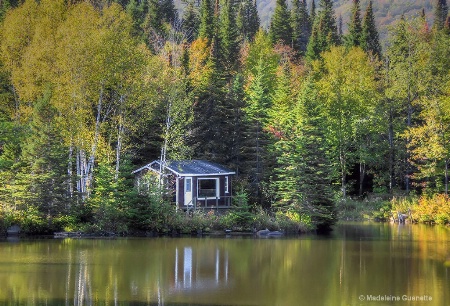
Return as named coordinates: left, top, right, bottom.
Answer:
left=184, top=196, right=233, bottom=213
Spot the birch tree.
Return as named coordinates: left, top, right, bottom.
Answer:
left=314, top=46, right=378, bottom=198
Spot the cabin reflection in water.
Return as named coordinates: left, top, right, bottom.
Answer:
left=173, top=246, right=229, bottom=291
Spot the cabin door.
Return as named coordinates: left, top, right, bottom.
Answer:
left=184, top=177, right=193, bottom=206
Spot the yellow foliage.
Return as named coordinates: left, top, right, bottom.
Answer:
left=393, top=194, right=450, bottom=225
left=188, top=38, right=212, bottom=90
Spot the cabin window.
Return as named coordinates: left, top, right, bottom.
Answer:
left=186, top=178, right=192, bottom=192
left=198, top=178, right=219, bottom=198
left=225, top=176, right=229, bottom=193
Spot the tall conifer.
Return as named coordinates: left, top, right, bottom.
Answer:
left=361, top=0, right=381, bottom=58
left=291, top=0, right=311, bottom=55
left=237, top=0, right=260, bottom=42
left=198, top=0, right=215, bottom=40
left=126, top=0, right=148, bottom=39
left=160, top=0, right=177, bottom=23
left=297, top=83, right=336, bottom=232
left=305, top=0, right=338, bottom=61
left=219, top=0, right=240, bottom=72
left=434, top=0, right=449, bottom=30
left=345, top=0, right=362, bottom=48
left=445, top=15, right=450, bottom=33
left=144, top=0, right=163, bottom=35
left=182, top=0, right=200, bottom=42
left=309, top=0, right=316, bottom=25
left=269, top=0, right=292, bottom=45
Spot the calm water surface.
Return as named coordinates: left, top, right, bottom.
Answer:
left=0, top=222, right=449, bottom=306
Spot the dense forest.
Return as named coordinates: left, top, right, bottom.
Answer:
left=252, top=0, right=436, bottom=41
left=0, top=0, right=449, bottom=234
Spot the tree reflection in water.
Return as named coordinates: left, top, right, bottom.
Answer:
left=74, top=251, right=92, bottom=306
left=0, top=225, right=449, bottom=305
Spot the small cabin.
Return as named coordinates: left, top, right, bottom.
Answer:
left=132, top=160, right=235, bottom=210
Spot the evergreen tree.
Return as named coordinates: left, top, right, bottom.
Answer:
left=361, top=0, right=381, bottom=58
left=345, top=0, right=362, bottom=48
left=126, top=0, right=148, bottom=39
left=446, top=15, right=450, bottom=33
left=218, top=0, right=240, bottom=72
left=291, top=0, right=311, bottom=55
left=269, top=0, right=292, bottom=45
left=0, top=0, right=12, bottom=21
left=434, top=0, right=449, bottom=30
left=309, top=0, right=316, bottom=25
left=160, top=0, right=177, bottom=24
left=297, top=82, right=336, bottom=232
left=236, top=0, right=260, bottom=42
left=243, top=58, right=273, bottom=205
left=198, top=0, right=215, bottom=40
left=144, top=0, right=164, bottom=34
left=188, top=39, right=233, bottom=164
left=182, top=0, right=200, bottom=42
left=19, top=91, right=71, bottom=230
left=305, top=0, right=339, bottom=61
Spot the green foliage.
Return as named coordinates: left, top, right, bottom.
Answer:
left=291, top=0, right=310, bottom=55
left=269, top=0, right=292, bottom=45
left=345, top=0, right=362, bottom=48
left=336, top=197, right=391, bottom=221
left=361, top=1, right=382, bottom=58
left=125, top=0, right=148, bottom=40
left=434, top=0, right=449, bottom=30
left=182, top=0, right=200, bottom=42
left=218, top=0, right=240, bottom=72
left=226, top=189, right=254, bottom=228
left=305, top=0, right=339, bottom=61
left=0, top=0, right=449, bottom=236
left=198, top=0, right=214, bottom=40
left=236, top=0, right=260, bottom=42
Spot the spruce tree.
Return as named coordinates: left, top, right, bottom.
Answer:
left=309, top=0, right=316, bottom=25
left=446, top=15, right=450, bottom=33
left=0, top=0, right=12, bottom=21
left=361, top=0, right=381, bottom=58
left=305, top=0, right=339, bottom=61
left=297, top=87, right=336, bottom=232
left=269, top=0, right=292, bottom=45
left=198, top=0, right=215, bottom=40
left=182, top=0, right=200, bottom=42
left=218, top=0, right=240, bottom=72
left=126, top=0, right=148, bottom=40
left=243, top=58, right=273, bottom=205
left=434, top=0, right=449, bottom=30
left=291, top=0, right=311, bottom=55
left=144, top=0, right=164, bottom=34
left=160, top=0, right=177, bottom=24
left=338, top=14, right=343, bottom=42
left=345, top=0, right=362, bottom=48
left=19, top=91, right=70, bottom=230
left=237, top=0, right=260, bottom=42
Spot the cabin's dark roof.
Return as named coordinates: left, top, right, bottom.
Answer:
left=132, top=160, right=235, bottom=177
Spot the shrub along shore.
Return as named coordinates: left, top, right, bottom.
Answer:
left=3, top=192, right=449, bottom=237
left=338, top=193, right=450, bottom=226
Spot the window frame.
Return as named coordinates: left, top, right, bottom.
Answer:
left=197, top=177, right=220, bottom=199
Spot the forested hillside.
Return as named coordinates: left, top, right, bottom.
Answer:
left=186, top=0, right=435, bottom=43
left=0, top=0, right=449, bottom=234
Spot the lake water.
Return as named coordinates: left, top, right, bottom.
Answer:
left=0, top=222, right=449, bottom=305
